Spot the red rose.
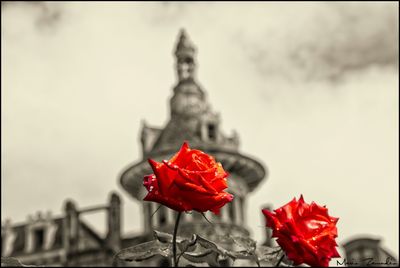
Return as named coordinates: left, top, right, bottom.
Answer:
left=262, top=195, right=340, bottom=267
left=143, top=142, right=233, bottom=214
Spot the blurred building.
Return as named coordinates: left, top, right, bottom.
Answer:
left=341, top=237, right=398, bottom=267
left=1, top=30, right=267, bottom=267
left=1, top=193, right=124, bottom=266
left=1, top=30, right=397, bottom=267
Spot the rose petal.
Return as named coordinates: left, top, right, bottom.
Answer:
left=169, top=141, right=191, bottom=167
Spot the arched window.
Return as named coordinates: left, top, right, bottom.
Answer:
left=144, top=202, right=152, bottom=232
left=149, top=203, right=159, bottom=228
left=33, top=228, right=45, bottom=250
left=234, top=198, right=242, bottom=225
left=207, top=123, right=216, bottom=141
left=158, top=206, right=167, bottom=226
left=239, top=197, right=245, bottom=223
left=228, top=202, right=236, bottom=223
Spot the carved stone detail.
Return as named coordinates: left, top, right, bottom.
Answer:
left=1, top=219, right=17, bottom=257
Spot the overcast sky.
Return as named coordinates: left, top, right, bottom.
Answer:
left=1, top=2, right=398, bottom=264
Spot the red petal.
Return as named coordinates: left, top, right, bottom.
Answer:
left=148, top=158, right=160, bottom=170
left=209, top=193, right=234, bottom=214
left=169, top=141, right=191, bottom=167
left=210, top=177, right=228, bottom=192
left=148, top=159, right=175, bottom=195
left=173, top=171, right=215, bottom=195
left=185, top=150, right=215, bottom=171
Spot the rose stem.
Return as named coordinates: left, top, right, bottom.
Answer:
left=275, top=253, right=285, bottom=267
left=172, top=212, right=182, bottom=267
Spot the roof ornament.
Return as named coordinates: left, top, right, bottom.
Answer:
left=175, top=28, right=197, bottom=82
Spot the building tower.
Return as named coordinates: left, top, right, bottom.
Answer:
left=120, top=29, right=267, bottom=242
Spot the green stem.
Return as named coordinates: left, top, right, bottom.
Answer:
left=172, top=212, right=182, bottom=267
left=275, top=253, right=285, bottom=267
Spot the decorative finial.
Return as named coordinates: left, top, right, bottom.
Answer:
left=175, top=28, right=195, bottom=57
left=175, top=29, right=196, bottom=81
left=109, top=191, right=121, bottom=204
left=64, top=199, right=77, bottom=212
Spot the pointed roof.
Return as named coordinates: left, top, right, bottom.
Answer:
left=175, top=28, right=196, bottom=58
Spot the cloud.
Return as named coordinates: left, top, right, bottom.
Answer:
left=237, top=2, right=399, bottom=81
left=1, top=1, right=63, bottom=33
left=136, top=2, right=398, bottom=83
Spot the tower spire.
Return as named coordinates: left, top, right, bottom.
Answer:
left=120, top=30, right=267, bottom=242
left=175, top=28, right=196, bottom=81
left=170, top=29, right=205, bottom=119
